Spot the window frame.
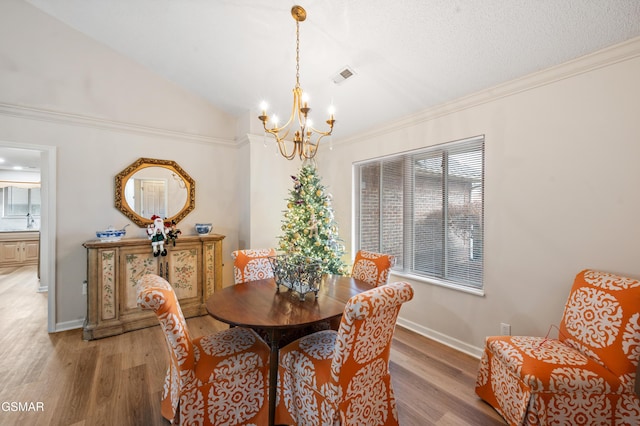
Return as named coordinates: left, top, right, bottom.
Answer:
left=2, top=185, right=41, bottom=218
left=353, top=135, right=485, bottom=294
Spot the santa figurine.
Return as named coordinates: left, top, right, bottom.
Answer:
left=147, top=215, right=168, bottom=257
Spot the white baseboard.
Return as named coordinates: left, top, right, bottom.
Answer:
left=53, top=315, right=486, bottom=358
left=54, top=318, right=84, bottom=332
left=396, top=317, right=484, bottom=359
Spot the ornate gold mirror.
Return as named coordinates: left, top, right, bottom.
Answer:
left=115, top=158, right=195, bottom=227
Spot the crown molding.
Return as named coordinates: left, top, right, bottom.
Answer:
left=338, top=36, right=640, bottom=146
left=3, top=36, right=639, bottom=150
left=0, top=102, right=236, bottom=147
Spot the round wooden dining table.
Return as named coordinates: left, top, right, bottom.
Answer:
left=206, top=274, right=373, bottom=426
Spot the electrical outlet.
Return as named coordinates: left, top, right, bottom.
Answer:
left=500, top=322, right=511, bottom=336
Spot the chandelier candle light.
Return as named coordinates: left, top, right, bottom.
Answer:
left=258, top=5, right=335, bottom=160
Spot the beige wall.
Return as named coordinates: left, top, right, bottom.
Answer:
left=0, top=0, right=241, bottom=329
left=245, top=134, right=300, bottom=250
left=315, top=38, right=640, bottom=356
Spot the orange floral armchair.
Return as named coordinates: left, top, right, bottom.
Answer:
left=475, top=269, right=640, bottom=425
left=232, top=248, right=276, bottom=284
left=351, top=249, right=396, bottom=287
left=137, top=274, right=270, bottom=425
left=276, top=281, right=414, bottom=425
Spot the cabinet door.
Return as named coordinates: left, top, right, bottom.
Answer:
left=166, top=245, right=200, bottom=301
left=0, top=242, right=20, bottom=263
left=120, top=247, right=159, bottom=315
left=23, top=240, right=39, bottom=262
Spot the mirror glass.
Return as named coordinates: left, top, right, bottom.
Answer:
left=115, top=158, right=195, bottom=227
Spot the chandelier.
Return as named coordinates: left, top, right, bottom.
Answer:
left=258, top=5, right=335, bottom=160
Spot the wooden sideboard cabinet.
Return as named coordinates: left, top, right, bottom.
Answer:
left=0, top=231, right=40, bottom=266
left=83, top=234, right=224, bottom=340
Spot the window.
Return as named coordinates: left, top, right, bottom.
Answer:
left=354, top=135, right=484, bottom=290
left=3, top=186, right=41, bottom=217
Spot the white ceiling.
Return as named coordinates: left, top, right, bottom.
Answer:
left=0, top=147, right=41, bottom=172
left=20, top=0, right=640, bottom=142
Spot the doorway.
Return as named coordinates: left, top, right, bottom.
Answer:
left=0, top=142, right=56, bottom=332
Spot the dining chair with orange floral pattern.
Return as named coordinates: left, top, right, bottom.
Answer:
left=275, top=281, right=414, bottom=426
left=351, top=249, right=396, bottom=287
left=475, top=269, right=640, bottom=425
left=232, top=248, right=276, bottom=284
left=137, top=274, right=270, bottom=426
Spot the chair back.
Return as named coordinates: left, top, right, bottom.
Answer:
left=559, top=269, right=640, bottom=391
left=137, top=274, right=195, bottom=386
left=351, top=250, right=396, bottom=286
left=232, top=248, right=276, bottom=284
left=331, top=282, right=413, bottom=410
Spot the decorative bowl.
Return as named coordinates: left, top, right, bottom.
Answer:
left=195, top=223, right=212, bottom=235
left=96, top=225, right=127, bottom=242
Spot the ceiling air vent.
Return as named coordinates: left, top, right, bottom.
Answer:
left=332, top=66, right=356, bottom=85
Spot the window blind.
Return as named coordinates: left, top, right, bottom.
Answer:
left=355, top=135, right=484, bottom=289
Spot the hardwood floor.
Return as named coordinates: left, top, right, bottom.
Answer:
left=0, top=266, right=506, bottom=425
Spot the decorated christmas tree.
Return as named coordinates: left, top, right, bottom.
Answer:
left=278, top=164, right=348, bottom=275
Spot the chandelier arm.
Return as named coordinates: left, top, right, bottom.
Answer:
left=265, top=127, right=291, bottom=143
left=307, top=126, right=333, bottom=137
left=265, top=93, right=298, bottom=137
left=267, top=129, right=297, bottom=159
left=278, top=139, right=298, bottom=160
left=293, top=86, right=307, bottom=133
left=263, top=131, right=298, bottom=160
left=296, top=108, right=306, bottom=126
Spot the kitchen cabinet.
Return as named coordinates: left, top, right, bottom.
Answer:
left=0, top=231, right=39, bottom=266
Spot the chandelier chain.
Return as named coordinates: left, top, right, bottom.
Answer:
left=295, top=19, right=300, bottom=88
